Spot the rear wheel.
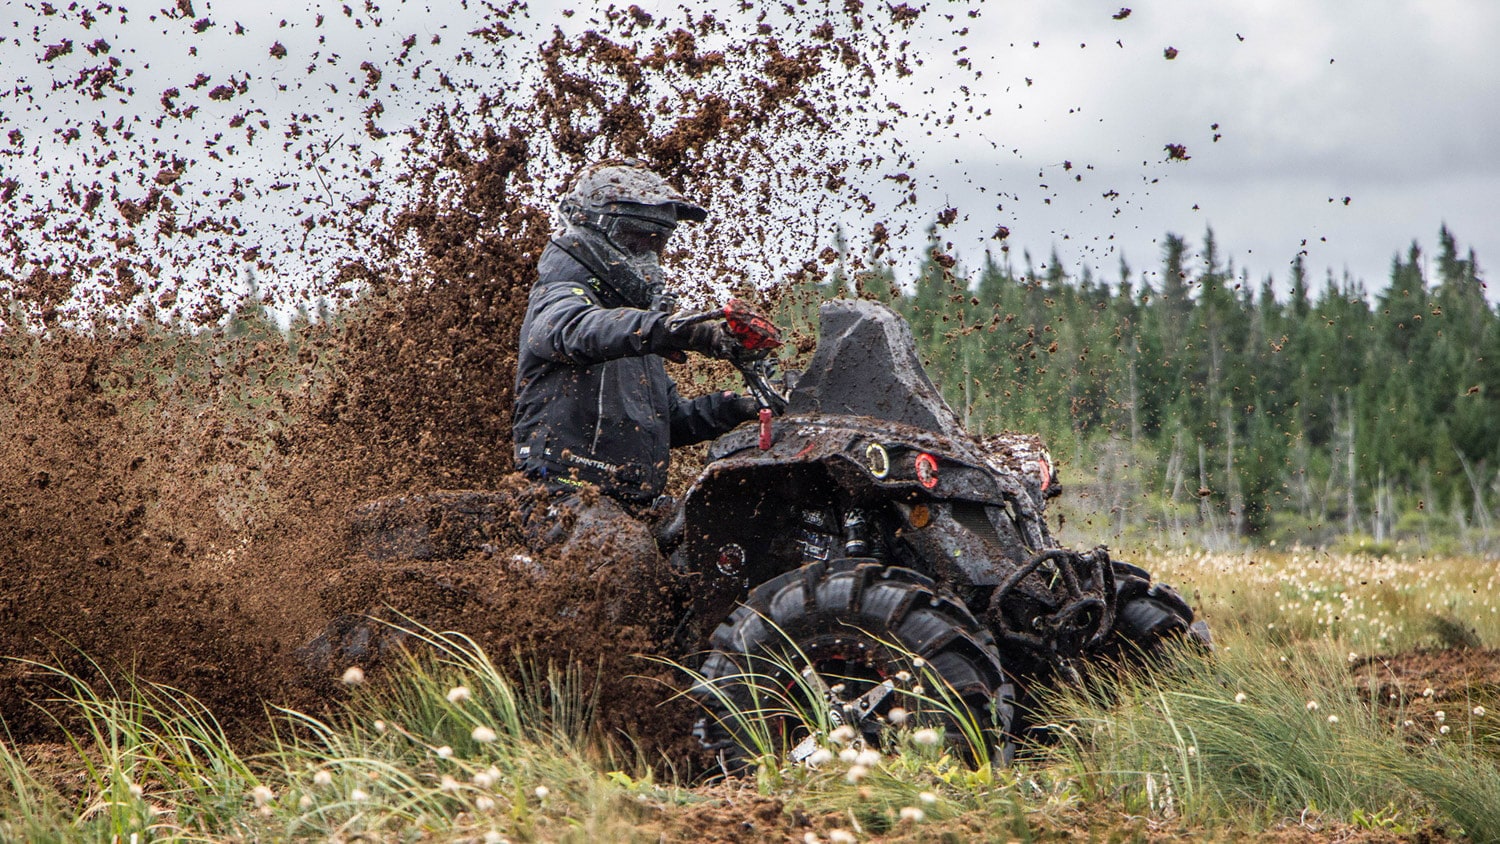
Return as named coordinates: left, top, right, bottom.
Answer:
left=691, top=559, right=1014, bottom=776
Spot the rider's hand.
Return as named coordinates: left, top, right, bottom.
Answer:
left=724, top=392, right=761, bottom=422
left=659, top=316, right=739, bottom=360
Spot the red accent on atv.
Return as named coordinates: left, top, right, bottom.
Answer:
left=724, top=299, right=783, bottom=352
left=758, top=407, right=773, bottom=450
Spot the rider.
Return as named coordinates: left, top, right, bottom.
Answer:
left=512, top=159, right=763, bottom=511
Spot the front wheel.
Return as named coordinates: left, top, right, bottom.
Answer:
left=690, top=559, right=1014, bottom=776
left=1105, top=562, right=1212, bottom=661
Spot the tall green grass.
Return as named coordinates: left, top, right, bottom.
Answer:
left=5, top=609, right=1500, bottom=841
left=1040, top=627, right=1500, bottom=838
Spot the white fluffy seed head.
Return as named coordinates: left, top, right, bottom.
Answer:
left=1234, top=692, right=1247, bottom=704
left=1475, top=706, right=1486, bottom=717
left=912, top=728, right=941, bottom=746
left=436, top=745, right=453, bottom=759
left=1435, top=710, right=1446, bottom=722
left=899, top=806, right=926, bottom=823
left=472, top=725, right=498, bottom=743
left=312, top=770, right=333, bottom=787
left=887, top=707, right=908, bottom=725
left=476, top=795, right=496, bottom=812
left=534, top=785, right=550, bottom=800
left=483, top=832, right=506, bottom=844
left=350, top=788, right=369, bottom=802
left=838, top=747, right=859, bottom=764
left=1305, top=700, right=1319, bottom=711
left=298, top=794, right=313, bottom=810
left=439, top=775, right=461, bottom=793
left=473, top=771, right=495, bottom=789
left=854, top=748, right=881, bottom=767
left=845, top=764, right=869, bottom=784
left=341, top=666, right=366, bottom=686
left=1423, top=687, right=1435, bottom=698
left=919, top=790, right=937, bottom=804
left=251, top=785, right=274, bottom=807
left=1327, top=715, right=1339, bottom=724
left=1440, top=724, right=1451, bottom=735
left=447, top=686, right=472, bottom=704
left=373, top=719, right=387, bottom=733
left=829, top=725, right=857, bottom=745
left=829, top=831, right=857, bottom=844
left=128, top=782, right=144, bottom=799
left=807, top=748, right=834, bottom=767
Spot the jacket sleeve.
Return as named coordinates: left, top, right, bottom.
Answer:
left=669, top=384, right=746, bottom=447
left=521, top=282, right=671, bottom=366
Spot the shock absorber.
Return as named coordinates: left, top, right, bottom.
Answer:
left=842, top=508, right=872, bottom=558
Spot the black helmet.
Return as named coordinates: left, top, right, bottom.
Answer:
left=552, top=159, right=707, bottom=308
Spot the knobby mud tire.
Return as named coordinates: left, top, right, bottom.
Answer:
left=691, top=558, right=1014, bottom=777
left=1107, top=561, right=1212, bottom=662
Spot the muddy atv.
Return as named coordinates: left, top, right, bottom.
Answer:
left=307, top=298, right=1208, bottom=771
left=673, top=299, right=1210, bottom=772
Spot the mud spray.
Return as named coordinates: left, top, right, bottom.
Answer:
left=0, top=1, right=993, bottom=763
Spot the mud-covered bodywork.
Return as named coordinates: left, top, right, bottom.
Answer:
left=678, top=299, right=1073, bottom=635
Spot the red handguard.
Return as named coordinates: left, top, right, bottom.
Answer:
left=724, top=298, right=783, bottom=352
left=758, top=407, right=774, bottom=450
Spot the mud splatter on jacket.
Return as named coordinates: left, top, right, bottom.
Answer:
left=512, top=241, right=744, bottom=502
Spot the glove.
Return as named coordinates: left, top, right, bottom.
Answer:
left=726, top=393, right=761, bottom=422
left=658, top=315, right=739, bottom=360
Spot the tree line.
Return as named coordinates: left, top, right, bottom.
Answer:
left=789, top=225, right=1496, bottom=550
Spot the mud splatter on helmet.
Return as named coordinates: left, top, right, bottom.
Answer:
left=553, top=159, right=707, bottom=308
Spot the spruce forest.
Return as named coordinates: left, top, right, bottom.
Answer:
left=792, top=224, right=1496, bottom=552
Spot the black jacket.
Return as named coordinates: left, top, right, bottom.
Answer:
left=512, top=241, right=745, bottom=502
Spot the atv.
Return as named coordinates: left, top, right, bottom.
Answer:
left=307, top=297, right=1208, bottom=770
left=673, top=298, right=1210, bottom=771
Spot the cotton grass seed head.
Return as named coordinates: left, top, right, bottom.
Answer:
left=373, top=719, right=387, bottom=733
left=829, top=725, right=857, bottom=745
left=855, top=748, right=881, bottom=767
left=829, top=831, right=857, bottom=844
left=845, top=764, right=869, bottom=784
left=483, top=832, right=506, bottom=844
left=887, top=706, right=908, bottom=725
left=475, top=795, right=496, bottom=812
left=1475, top=706, right=1486, bottom=717
left=807, top=748, right=834, bottom=767
left=1435, top=710, right=1446, bottom=722
left=436, top=745, right=453, bottom=759
left=472, top=725, right=498, bottom=743
left=341, top=665, right=365, bottom=686
left=1327, top=715, right=1339, bottom=724
left=899, top=806, right=926, bottom=823
left=1305, top=700, right=1319, bottom=711
left=251, top=785, right=274, bottom=807
left=919, top=791, right=937, bottom=804
left=440, top=775, right=461, bottom=793
left=838, top=747, right=859, bottom=763
left=1234, top=692, right=1247, bottom=704
left=1440, top=724, right=1451, bottom=735
left=313, top=770, right=333, bottom=787
left=534, top=785, right=550, bottom=800
left=912, top=727, right=941, bottom=746
left=447, top=685, right=472, bottom=704
left=351, top=788, right=369, bottom=801
left=473, top=771, right=495, bottom=789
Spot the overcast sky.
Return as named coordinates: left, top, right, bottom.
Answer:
left=4, top=0, right=1497, bottom=305
left=909, top=0, right=1500, bottom=299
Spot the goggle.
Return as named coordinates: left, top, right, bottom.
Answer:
left=605, top=213, right=676, bottom=258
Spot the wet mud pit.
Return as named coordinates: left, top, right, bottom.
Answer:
left=0, top=1, right=971, bottom=764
